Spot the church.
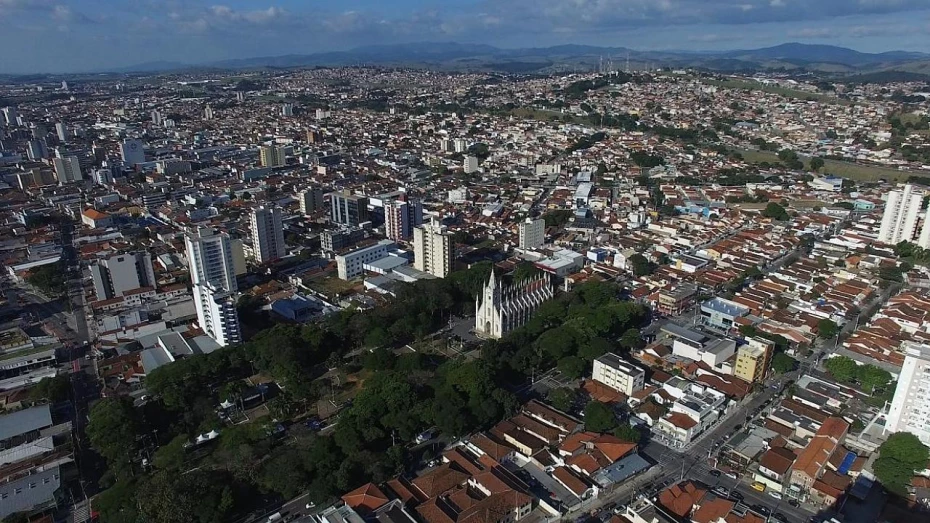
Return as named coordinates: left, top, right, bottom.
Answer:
left=475, top=269, right=554, bottom=339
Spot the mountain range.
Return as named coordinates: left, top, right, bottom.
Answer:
left=111, top=42, right=930, bottom=78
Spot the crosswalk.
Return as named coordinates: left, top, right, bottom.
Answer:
left=69, top=499, right=92, bottom=523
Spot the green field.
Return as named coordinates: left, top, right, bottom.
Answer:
left=704, top=78, right=848, bottom=105
left=738, top=149, right=913, bottom=182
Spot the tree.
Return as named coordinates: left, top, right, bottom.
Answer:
left=620, top=328, right=644, bottom=350
left=824, top=356, right=859, bottom=383
left=771, top=353, right=797, bottom=374
left=817, top=319, right=839, bottom=339
left=557, top=356, right=586, bottom=380
left=26, top=262, right=66, bottom=296
left=858, top=365, right=892, bottom=394
left=153, top=435, right=188, bottom=471
left=542, top=210, right=574, bottom=227
left=138, top=470, right=235, bottom=523
left=87, top=397, right=141, bottom=476
left=809, top=157, right=825, bottom=172
left=628, top=254, right=657, bottom=277
left=548, top=388, right=575, bottom=412
left=612, top=424, right=642, bottom=443
left=584, top=400, right=618, bottom=433
left=762, top=202, right=790, bottom=221
left=29, top=375, right=70, bottom=403
left=874, top=432, right=930, bottom=494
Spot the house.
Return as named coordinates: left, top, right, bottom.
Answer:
left=81, top=208, right=113, bottom=228
left=789, top=417, right=849, bottom=496
left=657, top=481, right=707, bottom=519
left=755, top=447, right=797, bottom=491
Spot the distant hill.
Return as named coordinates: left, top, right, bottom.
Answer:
left=113, top=42, right=930, bottom=79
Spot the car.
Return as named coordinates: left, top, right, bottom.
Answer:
left=788, top=499, right=799, bottom=507
left=726, top=472, right=738, bottom=480
left=751, top=505, right=770, bottom=517
left=713, top=487, right=729, bottom=497
left=305, top=503, right=316, bottom=510
left=709, top=469, right=721, bottom=477
left=729, top=491, right=744, bottom=502
left=733, top=424, right=743, bottom=431
left=771, top=513, right=788, bottom=523
left=750, top=481, right=766, bottom=492
left=768, top=491, right=782, bottom=500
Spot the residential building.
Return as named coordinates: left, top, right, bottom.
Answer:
left=789, top=417, right=849, bottom=494
left=259, top=145, right=286, bottom=167
left=663, top=323, right=737, bottom=369
left=330, top=191, right=369, bottom=226
left=733, top=337, right=774, bottom=384
left=120, top=138, right=145, bottom=166
left=55, top=122, right=67, bottom=142
left=2, top=106, right=18, bottom=125
left=298, top=187, right=324, bottom=215
left=322, top=227, right=365, bottom=252
left=518, top=217, right=545, bottom=249
left=655, top=383, right=728, bottom=446
left=592, top=352, right=645, bottom=396
left=879, top=184, right=928, bottom=246
left=464, top=155, right=479, bottom=174
left=475, top=270, right=553, bottom=339
left=413, top=219, right=454, bottom=278
left=336, top=240, right=396, bottom=280
left=249, top=206, right=285, bottom=264
left=89, top=252, right=157, bottom=300
left=886, top=342, right=930, bottom=446
left=185, top=227, right=240, bottom=346
left=384, top=199, right=412, bottom=241
left=52, top=155, right=82, bottom=184
left=656, top=285, right=697, bottom=316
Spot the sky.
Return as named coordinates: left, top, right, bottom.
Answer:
left=1, top=0, right=930, bottom=73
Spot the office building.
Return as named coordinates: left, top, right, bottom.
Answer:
left=592, top=353, right=645, bottom=396
left=259, top=145, right=286, bottom=167
left=55, top=122, right=68, bottom=142
left=120, top=139, right=145, bottom=166
left=331, top=191, right=369, bottom=226
left=464, top=155, right=479, bottom=174
left=879, top=184, right=927, bottom=246
left=700, top=297, right=750, bottom=332
left=322, top=228, right=364, bottom=252
left=89, top=252, right=157, bottom=300
left=413, top=219, right=454, bottom=278
left=518, top=218, right=545, bottom=249
left=1, top=107, right=17, bottom=126
left=299, top=187, right=324, bottom=215
left=185, top=227, right=240, bottom=346
left=53, top=156, right=82, bottom=184
left=336, top=240, right=396, bottom=280
left=886, top=342, right=930, bottom=446
left=475, top=270, right=553, bottom=339
left=249, top=206, right=286, bottom=264
left=733, top=337, right=774, bottom=384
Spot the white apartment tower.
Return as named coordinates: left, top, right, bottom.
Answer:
left=299, top=187, right=324, bottom=215
left=53, top=156, right=82, bottom=184
left=259, top=145, right=286, bottom=167
left=518, top=218, right=545, bottom=249
left=879, top=184, right=930, bottom=247
left=249, top=206, right=286, bottom=264
left=886, top=342, right=930, bottom=446
left=413, top=219, right=454, bottom=277
left=185, top=227, right=241, bottom=347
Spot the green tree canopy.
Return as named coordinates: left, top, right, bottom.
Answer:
left=762, top=202, right=790, bottom=221
left=817, top=318, right=839, bottom=339
left=874, top=432, right=930, bottom=494
left=824, top=356, right=858, bottom=382
left=138, top=470, right=235, bottom=523
left=547, top=388, right=576, bottom=412
left=612, top=424, right=642, bottom=443
left=771, top=353, right=797, bottom=374
left=87, top=397, right=142, bottom=476
left=584, top=400, right=618, bottom=433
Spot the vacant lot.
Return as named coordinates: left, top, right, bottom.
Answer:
left=738, top=149, right=913, bottom=182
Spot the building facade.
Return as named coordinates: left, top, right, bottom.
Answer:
left=413, top=219, right=454, bottom=277
left=879, top=184, right=930, bottom=246
left=259, top=145, right=286, bottom=167
left=518, top=218, right=545, bottom=249
left=886, top=342, right=930, bottom=446
left=89, top=252, right=157, bottom=300
left=299, top=187, right=324, bottom=215
left=331, top=191, right=369, bottom=226
left=185, top=227, right=240, bottom=346
left=475, top=270, right=554, bottom=339
left=733, top=337, right=774, bottom=383
left=249, top=206, right=285, bottom=264
left=120, top=139, right=145, bottom=166
left=52, top=156, right=82, bottom=184
left=384, top=200, right=411, bottom=241
left=336, top=240, right=396, bottom=280
left=592, top=353, right=645, bottom=396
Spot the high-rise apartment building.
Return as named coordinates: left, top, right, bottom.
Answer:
left=299, top=187, right=324, bottom=215
left=1, top=107, right=17, bottom=126
left=204, top=105, right=214, bottom=120
left=53, top=156, right=82, bottom=184
left=282, top=103, right=294, bottom=116
left=120, top=139, right=145, bottom=166
left=413, top=219, right=454, bottom=277
left=733, top=337, right=774, bottom=384
left=518, top=218, right=545, bottom=249
left=249, top=206, right=286, bottom=264
left=26, top=140, right=47, bottom=160
left=259, top=145, right=286, bottom=167
left=886, top=342, right=930, bottom=446
left=464, top=156, right=479, bottom=174
left=879, top=184, right=930, bottom=247
left=55, top=123, right=68, bottom=142
left=185, top=227, right=241, bottom=347
left=330, top=191, right=369, bottom=226
left=89, top=252, right=157, bottom=300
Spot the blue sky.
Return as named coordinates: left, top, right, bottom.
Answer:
left=2, top=0, right=930, bottom=73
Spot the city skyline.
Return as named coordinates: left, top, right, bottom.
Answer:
left=2, top=0, right=930, bottom=73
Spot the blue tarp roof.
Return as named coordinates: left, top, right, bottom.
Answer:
left=837, top=451, right=856, bottom=474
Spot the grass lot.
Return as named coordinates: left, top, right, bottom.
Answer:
left=703, top=78, right=848, bottom=105
left=738, top=148, right=913, bottom=182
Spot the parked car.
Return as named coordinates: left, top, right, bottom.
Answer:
left=713, top=487, right=729, bottom=497
left=751, top=505, right=770, bottom=516
left=768, top=491, right=782, bottom=500
left=729, top=491, right=744, bottom=502
left=709, top=469, right=721, bottom=477
left=788, top=499, right=799, bottom=507
left=750, top=481, right=766, bottom=492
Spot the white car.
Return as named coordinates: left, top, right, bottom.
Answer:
left=768, top=491, right=782, bottom=500
left=306, top=503, right=316, bottom=510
